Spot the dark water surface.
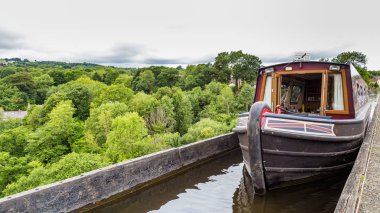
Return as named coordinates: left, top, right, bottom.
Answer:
left=92, top=149, right=347, bottom=213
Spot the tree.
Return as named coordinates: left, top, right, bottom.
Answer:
left=113, top=74, right=133, bottom=88
left=230, top=52, right=261, bottom=86
left=212, top=52, right=232, bottom=83
left=85, top=102, right=129, bottom=147
left=43, top=83, right=92, bottom=120
left=25, top=101, right=77, bottom=163
left=332, top=51, right=369, bottom=83
left=33, top=74, right=54, bottom=104
left=103, top=68, right=120, bottom=85
left=133, top=70, right=156, bottom=93
left=212, top=51, right=261, bottom=88
left=105, top=113, right=167, bottom=163
left=332, top=51, right=367, bottom=68
left=3, top=153, right=108, bottom=196
left=179, top=118, right=229, bottom=145
left=0, top=84, right=27, bottom=110
left=236, top=84, right=255, bottom=112
left=0, top=152, right=30, bottom=197
left=156, top=67, right=179, bottom=88
left=91, top=84, right=134, bottom=108
left=215, top=86, right=235, bottom=114
left=0, top=126, right=31, bottom=157
left=129, top=92, right=159, bottom=118
left=48, top=69, right=66, bottom=86
left=3, top=72, right=36, bottom=101
left=179, top=64, right=213, bottom=90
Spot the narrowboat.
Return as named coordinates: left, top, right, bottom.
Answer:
left=233, top=60, right=370, bottom=195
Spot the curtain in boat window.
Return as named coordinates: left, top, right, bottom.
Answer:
left=263, top=76, right=272, bottom=108
left=332, top=74, right=344, bottom=110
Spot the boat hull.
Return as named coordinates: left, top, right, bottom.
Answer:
left=233, top=102, right=370, bottom=194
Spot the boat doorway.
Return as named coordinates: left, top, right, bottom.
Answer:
left=277, top=73, right=324, bottom=115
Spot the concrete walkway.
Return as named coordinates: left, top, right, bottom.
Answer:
left=359, top=103, right=380, bottom=212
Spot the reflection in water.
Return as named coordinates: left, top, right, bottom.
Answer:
left=233, top=167, right=348, bottom=213
left=91, top=149, right=347, bottom=213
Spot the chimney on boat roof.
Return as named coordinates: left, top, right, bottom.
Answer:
left=294, top=52, right=311, bottom=62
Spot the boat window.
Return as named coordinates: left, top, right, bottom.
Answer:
left=327, top=74, right=344, bottom=110
left=263, top=76, right=272, bottom=107
left=291, top=86, right=302, bottom=103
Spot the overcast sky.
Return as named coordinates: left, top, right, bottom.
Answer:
left=0, top=0, right=379, bottom=69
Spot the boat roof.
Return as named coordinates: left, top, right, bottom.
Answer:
left=259, top=61, right=349, bottom=70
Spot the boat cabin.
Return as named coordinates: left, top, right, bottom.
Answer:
left=254, top=62, right=368, bottom=119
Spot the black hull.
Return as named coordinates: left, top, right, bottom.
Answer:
left=233, top=102, right=370, bottom=195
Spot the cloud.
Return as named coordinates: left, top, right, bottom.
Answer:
left=143, top=55, right=214, bottom=65
left=0, top=28, right=24, bottom=50
left=83, top=44, right=214, bottom=66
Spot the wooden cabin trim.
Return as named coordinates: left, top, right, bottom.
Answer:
left=325, top=69, right=350, bottom=115
left=259, top=74, right=267, bottom=101
left=256, top=65, right=356, bottom=117
left=275, top=70, right=327, bottom=75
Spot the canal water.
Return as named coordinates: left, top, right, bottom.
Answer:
left=93, top=149, right=347, bottom=213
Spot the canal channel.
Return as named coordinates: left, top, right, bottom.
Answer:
left=89, top=95, right=378, bottom=213
left=90, top=149, right=347, bottom=213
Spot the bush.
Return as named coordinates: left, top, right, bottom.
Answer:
left=179, top=118, right=229, bottom=145
left=3, top=153, right=108, bottom=196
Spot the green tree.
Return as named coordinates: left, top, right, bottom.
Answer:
left=3, top=72, right=36, bottom=101
left=332, top=51, right=369, bottom=83
left=0, top=126, right=30, bottom=157
left=25, top=101, right=77, bottom=163
left=114, top=74, right=133, bottom=88
left=103, top=68, right=120, bottom=85
left=133, top=70, right=155, bottom=93
left=129, top=92, right=159, bottom=118
left=85, top=102, right=129, bottom=147
left=0, top=84, right=27, bottom=110
left=236, top=84, right=254, bottom=111
left=105, top=113, right=167, bottom=163
left=213, top=51, right=261, bottom=88
left=33, top=74, right=54, bottom=104
left=156, top=67, right=179, bottom=88
left=0, top=152, right=30, bottom=196
left=179, top=118, right=229, bottom=145
left=91, top=84, right=134, bottom=108
left=3, top=153, right=108, bottom=196
left=212, top=52, right=232, bottom=83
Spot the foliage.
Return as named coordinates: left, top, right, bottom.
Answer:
left=129, top=92, right=159, bottom=117
left=133, top=70, right=155, bottom=93
left=0, top=126, right=31, bottom=157
left=105, top=113, right=168, bottom=163
left=25, top=101, right=78, bottom=163
left=332, top=51, right=370, bottom=83
left=91, top=84, right=133, bottom=108
left=0, top=152, right=30, bottom=196
left=0, top=84, right=27, bottom=110
left=236, top=84, right=255, bottom=112
left=114, top=74, right=133, bottom=88
left=179, top=118, right=229, bottom=145
left=156, top=67, right=179, bottom=88
left=85, top=102, right=129, bottom=147
left=3, top=153, right=108, bottom=196
left=213, top=51, right=261, bottom=87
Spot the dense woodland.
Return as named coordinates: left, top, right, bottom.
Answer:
left=0, top=50, right=376, bottom=197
